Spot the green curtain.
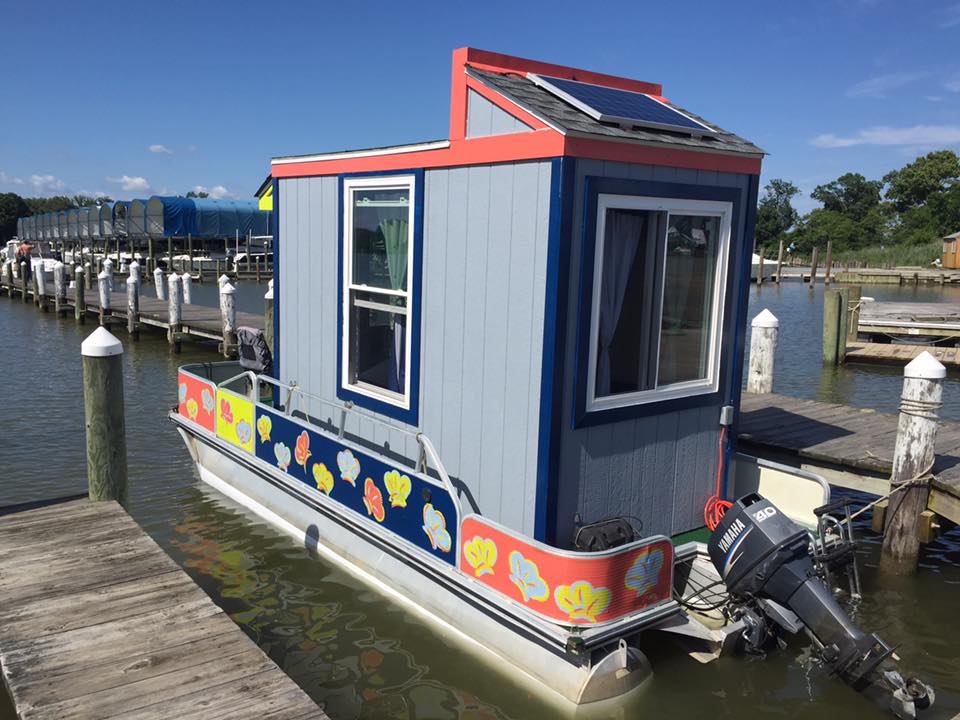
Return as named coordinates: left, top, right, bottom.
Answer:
left=379, top=218, right=408, bottom=291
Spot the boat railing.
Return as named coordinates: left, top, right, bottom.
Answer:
left=214, top=368, right=464, bottom=518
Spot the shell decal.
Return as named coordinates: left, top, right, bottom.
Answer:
left=463, top=536, right=497, bottom=577
left=274, top=442, right=291, bottom=472
left=624, top=548, right=664, bottom=597
left=337, top=449, right=360, bottom=486
left=422, top=504, right=451, bottom=553
left=220, top=398, right=234, bottom=425
left=178, top=383, right=188, bottom=403
left=235, top=420, right=252, bottom=446
left=257, top=415, right=272, bottom=443
left=554, top=581, right=611, bottom=623
left=363, top=478, right=385, bottom=522
left=201, top=388, right=214, bottom=415
left=186, top=398, right=199, bottom=420
left=313, top=462, right=334, bottom=495
left=383, top=470, right=411, bottom=508
left=294, top=430, right=311, bottom=470
left=508, top=551, right=548, bottom=602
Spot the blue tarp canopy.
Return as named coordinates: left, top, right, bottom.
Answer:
left=147, top=196, right=196, bottom=237
left=144, top=196, right=271, bottom=238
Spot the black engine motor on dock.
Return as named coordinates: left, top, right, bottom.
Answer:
left=707, top=493, right=934, bottom=719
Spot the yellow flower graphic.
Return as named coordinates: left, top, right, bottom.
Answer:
left=186, top=398, right=199, bottom=420
left=463, top=536, right=497, bottom=577
left=554, top=581, right=611, bottom=623
left=257, top=415, right=272, bottom=443
left=312, top=462, right=334, bottom=495
left=383, top=470, right=411, bottom=508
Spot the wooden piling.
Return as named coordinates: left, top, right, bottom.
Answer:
left=54, top=261, right=66, bottom=316
left=747, top=309, right=778, bottom=394
left=81, top=327, right=128, bottom=504
left=824, top=240, right=833, bottom=285
left=822, top=289, right=841, bottom=365
left=220, top=282, right=237, bottom=358
left=182, top=271, right=192, bottom=305
left=154, top=267, right=166, bottom=301
left=757, top=254, right=764, bottom=285
left=846, top=285, right=862, bottom=342
left=147, top=238, right=154, bottom=275
left=98, top=270, right=111, bottom=326
left=32, top=267, right=40, bottom=307
left=880, top=352, right=944, bottom=575
left=245, top=232, right=251, bottom=273
left=187, top=233, right=194, bottom=274
left=20, top=261, right=28, bottom=303
left=3, top=261, right=11, bottom=295
left=775, top=239, right=785, bottom=283
left=167, top=237, right=173, bottom=272
left=836, top=286, right=849, bottom=364
left=36, top=264, right=49, bottom=312
left=809, top=247, right=819, bottom=285
left=264, top=279, right=274, bottom=360
left=168, top=273, right=182, bottom=352
left=215, top=259, right=222, bottom=281
left=256, top=256, right=261, bottom=284
left=126, top=276, right=140, bottom=340
left=84, top=262, right=92, bottom=291
left=75, top=266, right=86, bottom=323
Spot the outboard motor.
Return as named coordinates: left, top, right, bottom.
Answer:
left=708, top=493, right=934, bottom=719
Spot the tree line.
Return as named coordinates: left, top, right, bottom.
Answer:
left=756, top=149, right=959, bottom=258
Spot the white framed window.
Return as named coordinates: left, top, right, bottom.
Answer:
left=585, top=194, right=731, bottom=413
left=342, top=175, right=416, bottom=410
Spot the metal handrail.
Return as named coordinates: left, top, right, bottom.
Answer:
left=214, top=368, right=464, bottom=517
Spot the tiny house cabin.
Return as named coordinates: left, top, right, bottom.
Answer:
left=270, top=48, right=763, bottom=547
left=943, top=231, right=960, bottom=269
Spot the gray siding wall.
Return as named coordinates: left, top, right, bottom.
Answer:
left=553, top=160, right=753, bottom=545
left=278, top=160, right=553, bottom=536
left=466, top=89, right=531, bottom=138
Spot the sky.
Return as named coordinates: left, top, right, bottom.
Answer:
left=1, top=0, right=958, bottom=212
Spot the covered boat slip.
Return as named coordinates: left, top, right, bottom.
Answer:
left=271, top=47, right=764, bottom=548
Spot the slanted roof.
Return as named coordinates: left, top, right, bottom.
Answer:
left=468, top=68, right=764, bottom=157
left=944, top=231, right=960, bottom=240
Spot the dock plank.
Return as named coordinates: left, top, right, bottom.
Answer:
left=740, top=393, right=960, bottom=525
left=0, top=498, right=326, bottom=720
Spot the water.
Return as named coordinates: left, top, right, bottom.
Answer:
left=0, top=281, right=958, bottom=719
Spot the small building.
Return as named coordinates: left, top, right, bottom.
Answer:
left=270, top=48, right=764, bottom=547
left=943, top=231, right=960, bottom=269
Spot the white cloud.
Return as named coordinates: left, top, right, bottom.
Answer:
left=925, top=95, right=944, bottom=102
left=846, top=71, right=928, bottom=99
left=945, top=73, right=960, bottom=93
left=939, top=3, right=960, bottom=28
left=107, top=175, right=151, bottom=192
left=147, top=144, right=173, bottom=155
left=810, top=124, right=960, bottom=148
left=29, top=174, right=65, bottom=192
left=0, top=171, right=24, bottom=186
left=77, top=189, right=111, bottom=199
left=192, top=184, right=234, bottom=199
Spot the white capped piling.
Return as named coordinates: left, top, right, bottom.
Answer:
left=103, top=257, right=115, bottom=293
left=154, top=267, right=166, bottom=301
left=97, top=270, right=111, bottom=325
left=75, top=266, right=86, bottom=323
left=3, top=260, right=11, bottom=295
left=54, top=261, right=66, bottom=315
left=126, top=275, right=140, bottom=340
left=84, top=261, right=92, bottom=290
left=880, top=351, right=945, bottom=575
left=182, top=271, right=192, bottom=304
left=748, top=309, right=779, bottom=394
left=81, top=327, right=128, bottom=504
left=128, top=260, right=141, bottom=292
left=218, top=273, right=229, bottom=289
left=37, top=264, right=50, bottom=310
left=220, top=281, right=237, bottom=358
left=168, top=272, right=182, bottom=351
left=20, top=261, right=28, bottom=303
left=264, top=279, right=274, bottom=359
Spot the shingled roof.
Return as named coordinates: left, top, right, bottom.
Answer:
left=468, top=67, right=764, bottom=157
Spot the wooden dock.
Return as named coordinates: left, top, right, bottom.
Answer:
left=0, top=497, right=326, bottom=720
left=834, top=268, right=960, bottom=285
left=0, top=276, right=264, bottom=343
left=859, top=300, right=960, bottom=340
left=845, top=341, right=960, bottom=368
left=738, top=392, right=960, bottom=526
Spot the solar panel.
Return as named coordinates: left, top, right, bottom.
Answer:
left=528, top=74, right=713, bottom=136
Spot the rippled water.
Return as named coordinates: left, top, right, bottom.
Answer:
left=0, top=281, right=957, bottom=719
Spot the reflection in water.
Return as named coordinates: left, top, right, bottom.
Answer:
left=0, top=281, right=958, bottom=719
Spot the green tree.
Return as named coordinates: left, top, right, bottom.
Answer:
left=185, top=190, right=209, bottom=199
left=71, top=194, right=113, bottom=207
left=0, top=193, right=30, bottom=241
left=810, top=173, right=882, bottom=222
left=883, top=150, right=960, bottom=212
left=755, top=179, right=800, bottom=253
left=25, top=196, right=74, bottom=214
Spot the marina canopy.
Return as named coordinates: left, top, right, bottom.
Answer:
left=99, top=203, right=114, bottom=237
left=144, top=196, right=271, bottom=238
left=66, top=209, right=80, bottom=240
left=113, top=201, right=130, bottom=237
left=78, top=207, right=91, bottom=239
left=127, top=200, right=149, bottom=237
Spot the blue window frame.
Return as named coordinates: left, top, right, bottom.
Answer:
left=337, top=169, right=424, bottom=425
left=572, top=177, right=744, bottom=428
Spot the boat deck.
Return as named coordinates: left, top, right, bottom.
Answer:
left=0, top=497, right=326, bottom=720
left=738, top=392, right=960, bottom=525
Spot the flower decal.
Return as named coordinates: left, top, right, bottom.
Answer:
left=363, top=478, right=385, bottom=522
left=624, top=548, right=664, bottom=598
left=313, top=462, right=334, bottom=495
left=554, top=581, right=611, bottom=623
left=186, top=398, right=199, bottom=420
left=257, top=415, right=272, bottom=443
left=463, top=536, right=497, bottom=577
left=508, top=551, right=549, bottom=602
left=294, top=430, right=311, bottom=470
left=383, top=470, right=411, bottom=508
left=422, top=504, right=452, bottom=553
left=178, top=383, right=188, bottom=403
left=201, top=388, right=215, bottom=414
left=236, top=420, right=252, bottom=446
left=274, top=442, right=291, bottom=472
left=337, top=449, right=360, bottom=486
left=220, top=398, right=233, bottom=425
